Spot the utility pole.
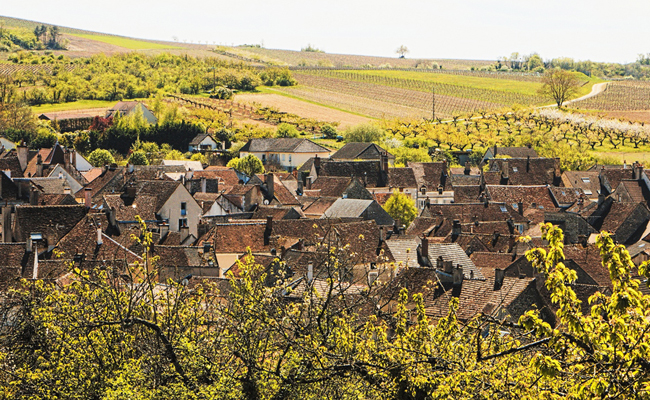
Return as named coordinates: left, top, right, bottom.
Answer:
left=432, top=86, right=436, bottom=122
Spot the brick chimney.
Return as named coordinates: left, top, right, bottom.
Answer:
left=517, top=200, right=524, bottom=216
left=180, top=225, right=190, bottom=243
left=36, top=153, right=43, bottom=177
left=453, top=265, right=463, bottom=286
left=97, top=225, right=103, bottom=246
left=313, top=155, right=320, bottom=173
left=452, top=219, right=461, bottom=237
left=421, top=235, right=429, bottom=260
left=17, top=142, right=28, bottom=172
left=29, top=186, right=39, bottom=206
left=264, top=215, right=273, bottom=246
left=494, top=268, right=505, bottom=290
left=1, top=206, right=12, bottom=243
left=266, top=173, right=274, bottom=200
left=84, top=187, right=92, bottom=209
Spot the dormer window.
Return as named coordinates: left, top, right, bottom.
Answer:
left=420, top=185, right=427, bottom=195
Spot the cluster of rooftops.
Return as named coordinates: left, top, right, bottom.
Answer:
left=0, top=138, right=647, bottom=325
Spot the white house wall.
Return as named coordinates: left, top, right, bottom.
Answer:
left=240, top=151, right=330, bottom=171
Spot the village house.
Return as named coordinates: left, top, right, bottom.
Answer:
left=239, top=138, right=331, bottom=172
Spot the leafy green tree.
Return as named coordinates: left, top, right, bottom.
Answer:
left=190, top=152, right=207, bottom=164
left=343, top=123, right=385, bottom=143
left=88, top=148, right=115, bottom=167
left=391, top=147, right=431, bottom=166
left=276, top=123, right=299, bottom=138
left=538, top=68, right=582, bottom=107
left=383, top=189, right=418, bottom=228
left=227, top=154, right=264, bottom=176
left=321, top=124, right=338, bottom=139
left=163, top=149, right=186, bottom=160
left=128, top=150, right=149, bottom=165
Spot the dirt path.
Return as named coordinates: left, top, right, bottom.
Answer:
left=563, top=82, right=609, bottom=106
left=234, top=92, right=371, bottom=129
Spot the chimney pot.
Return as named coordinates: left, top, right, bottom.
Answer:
left=494, top=268, right=505, bottom=290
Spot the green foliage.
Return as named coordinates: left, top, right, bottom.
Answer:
left=538, top=68, right=582, bottom=107
left=391, top=146, right=431, bottom=166
left=259, top=68, right=297, bottom=86
left=227, top=154, right=264, bottom=176
left=128, top=150, right=149, bottom=165
left=276, top=122, right=299, bottom=138
left=321, top=124, right=337, bottom=139
left=383, top=189, right=418, bottom=228
left=190, top=152, right=207, bottom=164
left=88, top=148, right=115, bottom=167
left=163, top=149, right=186, bottom=160
left=2, top=216, right=650, bottom=398
left=301, top=44, right=324, bottom=53
left=209, top=86, right=233, bottom=100
left=343, top=123, right=385, bottom=143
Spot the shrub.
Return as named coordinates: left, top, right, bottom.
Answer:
left=128, top=150, right=149, bottom=165
left=88, top=149, right=115, bottom=167
left=276, top=123, right=299, bottom=138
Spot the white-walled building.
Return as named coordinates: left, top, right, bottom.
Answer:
left=239, top=138, right=331, bottom=172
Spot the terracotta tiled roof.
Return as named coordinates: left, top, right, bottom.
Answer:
left=424, top=276, right=536, bottom=321
left=320, top=160, right=385, bottom=188
left=134, top=180, right=181, bottom=212
left=13, top=205, right=87, bottom=245
left=407, top=162, right=451, bottom=191
left=240, top=138, right=330, bottom=153
left=330, top=142, right=394, bottom=160
left=486, top=158, right=560, bottom=186
left=486, top=185, right=557, bottom=212
left=56, top=214, right=143, bottom=264
left=37, top=194, right=78, bottom=206
left=0, top=156, right=24, bottom=178
left=302, top=197, right=339, bottom=217
left=387, top=168, right=418, bottom=189
left=452, top=185, right=481, bottom=203
left=561, top=171, right=600, bottom=199
left=423, top=202, right=527, bottom=223
left=311, top=176, right=353, bottom=197
left=548, top=186, right=585, bottom=207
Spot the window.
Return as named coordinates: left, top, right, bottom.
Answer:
left=512, top=167, right=518, bottom=172
left=289, top=155, right=292, bottom=164
left=581, top=177, right=590, bottom=183
left=282, top=154, right=285, bottom=161
left=181, top=202, right=187, bottom=216
left=179, top=218, right=188, bottom=228
left=499, top=205, right=507, bottom=212
left=584, top=189, right=593, bottom=195
left=512, top=203, right=518, bottom=210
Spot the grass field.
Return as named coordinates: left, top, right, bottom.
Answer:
left=31, top=99, right=128, bottom=113
left=70, top=34, right=180, bottom=50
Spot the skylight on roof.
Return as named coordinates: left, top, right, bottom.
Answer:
left=581, top=177, right=591, bottom=183
left=584, top=190, right=593, bottom=195
left=500, top=205, right=507, bottom=212
left=512, top=167, right=518, bottom=172
left=512, top=203, right=518, bottom=209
